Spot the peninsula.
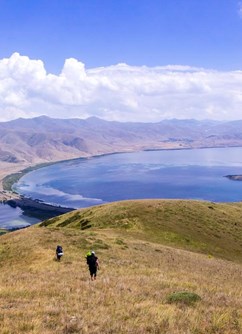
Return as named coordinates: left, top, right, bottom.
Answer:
left=225, top=175, right=242, bottom=181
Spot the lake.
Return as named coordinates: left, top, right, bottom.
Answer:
left=1, top=147, right=242, bottom=229
left=0, top=203, right=39, bottom=229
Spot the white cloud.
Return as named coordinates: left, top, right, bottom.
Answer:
left=0, top=52, right=242, bottom=122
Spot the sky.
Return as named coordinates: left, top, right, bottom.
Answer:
left=0, top=0, right=242, bottom=122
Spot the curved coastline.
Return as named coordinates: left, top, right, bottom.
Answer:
left=0, top=151, right=130, bottom=224
left=0, top=149, right=141, bottom=200
left=1, top=146, right=242, bottom=228
left=0, top=161, right=76, bottom=225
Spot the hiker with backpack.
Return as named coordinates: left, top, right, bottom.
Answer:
left=56, top=245, right=64, bottom=261
left=86, top=251, right=99, bottom=280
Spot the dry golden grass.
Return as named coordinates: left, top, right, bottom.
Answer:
left=0, top=222, right=241, bottom=334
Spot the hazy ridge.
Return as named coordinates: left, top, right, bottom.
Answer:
left=1, top=116, right=242, bottom=164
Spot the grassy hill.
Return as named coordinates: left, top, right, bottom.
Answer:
left=0, top=199, right=242, bottom=333
left=40, top=199, right=242, bottom=263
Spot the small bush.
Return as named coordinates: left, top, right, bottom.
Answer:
left=167, top=291, right=201, bottom=306
left=115, top=238, right=126, bottom=245
left=58, top=214, right=81, bottom=227
left=40, top=217, right=59, bottom=227
left=91, top=239, right=110, bottom=250
left=80, top=218, right=92, bottom=230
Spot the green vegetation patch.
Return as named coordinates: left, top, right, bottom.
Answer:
left=58, top=214, right=83, bottom=228
left=2, top=162, right=56, bottom=191
left=2, top=172, right=23, bottom=191
left=167, top=291, right=201, bottom=306
left=80, top=218, right=92, bottom=230
left=0, top=229, right=8, bottom=236
left=91, top=239, right=110, bottom=250
left=115, top=238, right=127, bottom=246
left=40, top=217, right=60, bottom=227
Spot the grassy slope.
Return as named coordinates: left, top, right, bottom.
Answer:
left=41, top=199, right=242, bottom=263
left=0, top=199, right=242, bottom=333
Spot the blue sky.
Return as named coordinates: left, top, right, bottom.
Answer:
left=0, top=0, right=242, bottom=121
left=1, top=0, right=242, bottom=72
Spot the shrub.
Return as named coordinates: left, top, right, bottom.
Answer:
left=167, top=291, right=201, bottom=306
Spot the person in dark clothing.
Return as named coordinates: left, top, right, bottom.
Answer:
left=56, top=245, right=63, bottom=261
left=86, top=251, right=99, bottom=280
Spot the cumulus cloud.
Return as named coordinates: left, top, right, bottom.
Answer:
left=0, top=52, right=242, bottom=122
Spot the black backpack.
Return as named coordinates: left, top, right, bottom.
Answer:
left=87, top=254, right=97, bottom=266
left=57, top=246, right=63, bottom=254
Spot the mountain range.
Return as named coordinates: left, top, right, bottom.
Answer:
left=0, top=116, right=242, bottom=164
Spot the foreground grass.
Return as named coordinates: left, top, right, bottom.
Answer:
left=0, top=223, right=241, bottom=334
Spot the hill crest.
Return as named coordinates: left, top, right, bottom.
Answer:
left=40, top=199, right=242, bottom=263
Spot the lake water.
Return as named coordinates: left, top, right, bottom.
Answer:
left=0, top=203, right=39, bottom=229
left=2, top=147, right=242, bottom=229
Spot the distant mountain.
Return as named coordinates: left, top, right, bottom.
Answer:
left=0, top=116, right=242, bottom=164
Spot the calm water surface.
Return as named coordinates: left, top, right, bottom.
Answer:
left=0, top=203, right=39, bottom=229
left=13, top=147, right=242, bottom=208
left=2, top=147, right=242, bottom=229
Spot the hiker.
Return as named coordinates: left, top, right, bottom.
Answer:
left=86, top=251, right=99, bottom=280
left=56, top=245, right=64, bottom=261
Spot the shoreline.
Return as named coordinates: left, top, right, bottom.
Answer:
left=2, top=144, right=242, bottom=192
left=0, top=189, right=74, bottom=223
left=0, top=161, right=75, bottom=225
left=1, top=146, right=242, bottom=226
